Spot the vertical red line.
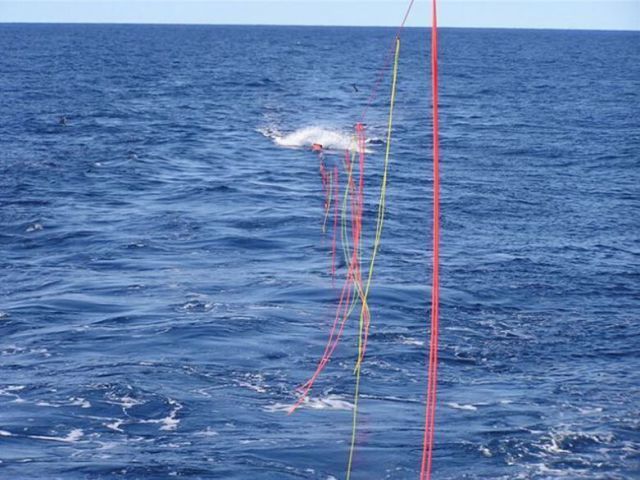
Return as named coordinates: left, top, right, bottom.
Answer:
left=331, top=166, right=339, bottom=286
left=420, top=0, right=440, bottom=479
left=356, top=124, right=366, bottom=288
left=320, top=153, right=328, bottom=209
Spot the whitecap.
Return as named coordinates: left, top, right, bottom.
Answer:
left=0, top=385, right=25, bottom=403
left=577, top=406, right=603, bottom=414
left=0, top=385, right=25, bottom=394
left=70, top=397, right=91, bottom=408
left=236, top=373, right=267, bottom=393
left=29, top=428, right=84, bottom=443
left=446, top=402, right=478, bottom=411
left=105, top=419, right=125, bottom=433
left=479, top=445, right=493, bottom=457
left=399, top=335, right=424, bottom=346
left=541, top=435, right=571, bottom=454
left=265, top=394, right=353, bottom=412
left=107, top=395, right=143, bottom=410
left=40, top=397, right=91, bottom=409
left=139, top=399, right=182, bottom=432
left=26, top=223, right=43, bottom=233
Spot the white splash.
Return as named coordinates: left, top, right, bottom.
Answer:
left=260, top=126, right=359, bottom=152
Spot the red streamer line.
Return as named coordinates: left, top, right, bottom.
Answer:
left=294, top=0, right=416, bottom=407
left=360, top=0, right=416, bottom=122
left=289, top=134, right=365, bottom=414
left=355, top=124, right=371, bottom=363
left=319, top=153, right=331, bottom=232
left=420, top=0, right=440, bottom=479
left=331, top=166, right=339, bottom=285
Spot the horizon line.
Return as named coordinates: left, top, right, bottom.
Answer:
left=1, top=21, right=638, bottom=33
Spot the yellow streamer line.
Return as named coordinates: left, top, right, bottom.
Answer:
left=346, top=36, right=401, bottom=480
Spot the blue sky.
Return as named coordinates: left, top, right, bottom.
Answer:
left=0, top=1, right=638, bottom=30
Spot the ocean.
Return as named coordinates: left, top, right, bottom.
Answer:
left=0, top=24, right=638, bottom=479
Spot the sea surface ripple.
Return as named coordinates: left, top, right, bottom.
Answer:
left=0, top=24, right=639, bottom=479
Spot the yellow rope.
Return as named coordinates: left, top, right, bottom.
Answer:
left=346, top=36, right=401, bottom=480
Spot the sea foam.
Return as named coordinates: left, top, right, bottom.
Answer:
left=260, top=125, right=369, bottom=152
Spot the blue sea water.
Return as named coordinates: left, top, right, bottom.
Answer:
left=1, top=23, right=639, bottom=479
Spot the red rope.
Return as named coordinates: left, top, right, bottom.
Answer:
left=420, top=0, right=440, bottom=479
left=359, top=0, right=416, bottom=122
left=294, top=2, right=417, bottom=410
left=319, top=153, right=331, bottom=230
left=331, top=165, right=339, bottom=285
left=288, top=130, right=365, bottom=414
left=355, top=124, right=371, bottom=362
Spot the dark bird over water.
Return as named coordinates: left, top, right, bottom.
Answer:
left=351, top=83, right=359, bottom=93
